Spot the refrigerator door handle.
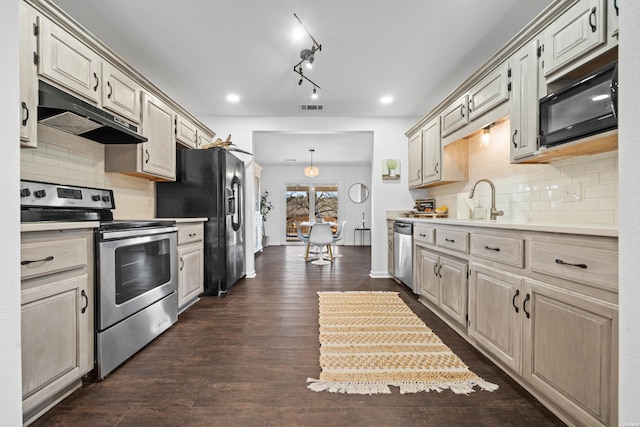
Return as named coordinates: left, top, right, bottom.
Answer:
left=230, top=175, right=242, bottom=231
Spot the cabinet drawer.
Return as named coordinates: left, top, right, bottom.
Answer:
left=529, top=240, right=617, bottom=291
left=21, top=238, right=87, bottom=279
left=414, top=225, right=435, bottom=246
left=436, top=229, right=469, bottom=253
left=178, top=223, right=204, bottom=245
left=471, top=234, right=524, bottom=267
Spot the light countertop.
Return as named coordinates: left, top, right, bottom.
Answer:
left=21, top=221, right=101, bottom=232
left=387, top=214, right=618, bottom=238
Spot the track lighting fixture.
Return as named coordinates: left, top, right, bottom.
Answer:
left=293, top=13, right=322, bottom=97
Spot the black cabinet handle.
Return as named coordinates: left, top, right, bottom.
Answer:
left=437, top=264, right=442, bottom=278
left=523, top=293, right=531, bottom=318
left=419, top=233, right=427, bottom=237
left=589, top=7, right=597, bottom=33
left=433, top=264, right=438, bottom=276
left=21, top=255, right=54, bottom=265
left=512, top=289, right=520, bottom=313
left=93, top=72, right=99, bottom=91
left=107, top=81, right=113, bottom=99
left=614, top=0, right=619, bottom=16
left=189, top=233, right=197, bottom=237
left=145, top=149, right=150, bottom=164
left=81, top=290, right=88, bottom=314
left=484, top=245, right=500, bottom=252
left=417, top=169, right=421, bottom=179
left=460, top=105, right=465, bottom=118
left=555, top=258, right=587, bottom=269
left=512, top=129, right=518, bottom=148
left=179, top=257, right=184, bottom=271
left=445, top=238, right=455, bottom=243
left=434, top=162, right=439, bottom=174
left=22, top=102, right=29, bottom=126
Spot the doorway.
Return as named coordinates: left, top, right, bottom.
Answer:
left=285, top=182, right=339, bottom=242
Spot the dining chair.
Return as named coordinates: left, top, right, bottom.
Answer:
left=305, top=222, right=334, bottom=265
left=331, top=220, right=347, bottom=258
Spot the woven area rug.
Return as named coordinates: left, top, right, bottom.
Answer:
left=307, top=291, right=498, bottom=395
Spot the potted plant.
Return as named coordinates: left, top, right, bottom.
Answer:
left=260, top=190, right=273, bottom=247
left=385, top=159, right=398, bottom=176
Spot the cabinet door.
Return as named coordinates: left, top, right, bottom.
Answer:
left=468, top=62, right=510, bottom=122
left=20, top=3, right=38, bottom=148
left=197, top=130, right=213, bottom=149
left=469, top=264, right=522, bottom=373
left=102, top=62, right=141, bottom=124
left=439, top=255, right=468, bottom=326
left=176, top=114, right=198, bottom=149
left=408, top=131, right=423, bottom=188
left=39, top=18, right=101, bottom=103
left=441, top=94, right=469, bottom=137
left=510, top=39, right=540, bottom=162
left=141, top=92, right=176, bottom=180
left=522, top=278, right=615, bottom=427
left=387, top=223, right=394, bottom=275
left=21, top=274, right=92, bottom=413
left=417, top=247, right=439, bottom=305
left=542, top=0, right=606, bottom=77
left=607, top=0, right=619, bottom=41
left=421, top=116, right=441, bottom=185
left=177, top=243, right=203, bottom=312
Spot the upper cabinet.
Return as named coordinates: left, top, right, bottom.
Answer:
left=19, top=2, right=38, bottom=148
left=510, top=39, right=541, bottom=163
left=105, top=91, right=176, bottom=181
left=468, top=62, right=510, bottom=122
left=542, top=0, right=607, bottom=79
left=607, top=0, right=619, bottom=41
left=441, top=94, right=468, bottom=138
left=101, top=62, right=142, bottom=124
left=176, top=114, right=215, bottom=149
left=38, top=17, right=101, bottom=103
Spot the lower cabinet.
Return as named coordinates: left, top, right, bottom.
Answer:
left=469, top=262, right=617, bottom=427
left=415, top=244, right=468, bottom=328
left=387, top=220, right=394, bottom=275
left=176, top=222, right=204, bottom=314
left=20, top=228, right=94, bottom=426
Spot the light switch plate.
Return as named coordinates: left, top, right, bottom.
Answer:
left=561, top=183, right=582, bottom=201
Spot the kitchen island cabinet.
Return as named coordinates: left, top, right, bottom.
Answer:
left=20, top=227, right=95, bottom=426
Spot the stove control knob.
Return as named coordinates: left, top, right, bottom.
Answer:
left=20, top=188, right=31, bottom=197
left=92, top=195, right=101, bottom=201
left=102, top=195, right=111, bottom=202
left=34, top=189, right=46, bottom=198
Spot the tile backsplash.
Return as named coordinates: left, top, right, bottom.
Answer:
left=425, top=120, right=618, bottom=225
left=20, top=124, right=155, bottom=219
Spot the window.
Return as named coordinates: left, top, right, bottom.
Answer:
left=285, top=182, right=339, bottom=242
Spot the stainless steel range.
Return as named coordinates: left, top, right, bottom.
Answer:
left=20, top=180, right=178, bottom=379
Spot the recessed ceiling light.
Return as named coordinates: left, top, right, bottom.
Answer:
left=380, top=96, right=393, bottom=104
left=226, top=94, right=240, bottom=103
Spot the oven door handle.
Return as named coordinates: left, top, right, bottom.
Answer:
left=100, top=226, right=177, bottom=241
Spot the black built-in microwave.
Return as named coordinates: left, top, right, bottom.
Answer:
left=539, top=61, right=618, bottom=148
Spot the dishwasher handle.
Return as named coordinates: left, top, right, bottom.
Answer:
left=394, top=221, right=413, bottom=235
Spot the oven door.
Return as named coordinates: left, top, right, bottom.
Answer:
left=97, top=228, right=177, bottom=330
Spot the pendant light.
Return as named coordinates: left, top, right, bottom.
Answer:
left=304, top=149, right=320, bottom=177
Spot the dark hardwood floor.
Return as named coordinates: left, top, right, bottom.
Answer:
left=32, top=246, right=566, bottom=427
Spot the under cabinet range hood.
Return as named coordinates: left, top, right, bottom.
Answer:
left=38, top=81, right=147, bottom=144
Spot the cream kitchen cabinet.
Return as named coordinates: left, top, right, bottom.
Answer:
left=542, top=0, right=607, bottom=79
left=176, top=222, right=204, bottom=313
left=607, top=0, right=619, bottom=41
left=20, top=228, right=94, bottom=426
left=387, top=220, right=394, bottom=276
left=176, top=114, right=214, bottom=149
left=510, top=38, right=541, bottom=163
left=440, top=94, right=468, bottom=138
left=20, top=2, right=39, bottom=148
left=407, top=116, right=468, bottom=189
left=105, top=91, right=176, bottom=181
left=101, top=62, right=142, bottom=124
left=467, top=61, right=510, bottom=122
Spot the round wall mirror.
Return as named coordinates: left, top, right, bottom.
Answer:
left=348, top=183, right=369, bottom=204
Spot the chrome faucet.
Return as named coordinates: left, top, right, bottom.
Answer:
left=469, top=179, right=504, bottom=221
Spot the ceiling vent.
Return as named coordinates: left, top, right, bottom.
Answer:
left=300, top=104, right=323, bottom=111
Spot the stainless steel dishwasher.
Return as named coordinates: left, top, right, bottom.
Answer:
left=393, top=221, right=414, bottom=293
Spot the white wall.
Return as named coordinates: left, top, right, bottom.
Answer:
left=260, top=164, right=371, bottom=246
left=619, top=3, right=640, bottom=424
left=200, top=116, right=417, bottom=278
left=1, top=1, right=25, bottom=424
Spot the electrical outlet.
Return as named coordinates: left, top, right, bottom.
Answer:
left=561, top=183, right=582, bottom=201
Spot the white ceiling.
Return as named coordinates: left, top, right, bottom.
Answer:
left=49, top=0, right=555, bottom=165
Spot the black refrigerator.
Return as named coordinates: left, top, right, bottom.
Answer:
left=156, top=148, right=245, bottom=296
